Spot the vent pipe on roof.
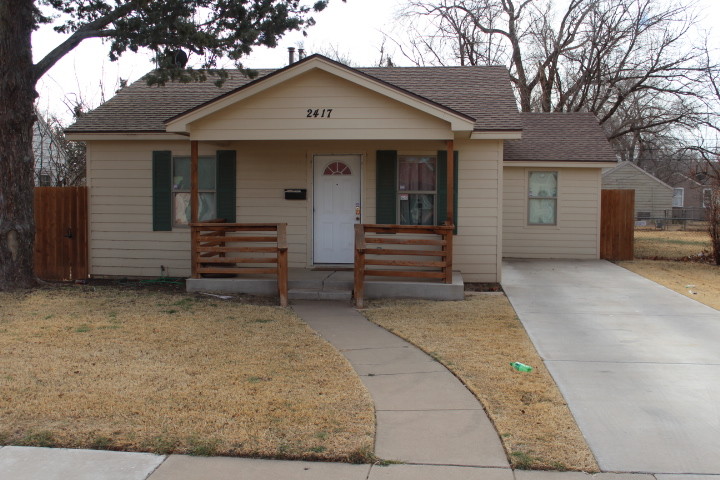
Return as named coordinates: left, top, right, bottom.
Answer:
left=298, top=48, right=305, bottom=60
left=288, top=47, right=296, bottom=65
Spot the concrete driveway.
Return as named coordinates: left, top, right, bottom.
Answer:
left=502, top=259, right=720, bottom=475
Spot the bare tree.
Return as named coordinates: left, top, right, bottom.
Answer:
left=393, top=0, right=706, bottom=159
left=47, top=115, right=86, bottom=187
left=32, top=111, right=67, bottom=186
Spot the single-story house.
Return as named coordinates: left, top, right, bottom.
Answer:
left=666, top=171, right=714, bottom=221
left=602, top=161, right=673, bottom=221
left=65, top=54, right=617, bottom=298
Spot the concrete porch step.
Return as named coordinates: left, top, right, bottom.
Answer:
left=288, top=288, right=352, bottom=301
left=186, top=269, right=464, bottom=302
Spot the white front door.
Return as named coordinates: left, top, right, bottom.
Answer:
left=313, top=155, right=361, bottom=264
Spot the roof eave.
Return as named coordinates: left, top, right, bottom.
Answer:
left=65, top=131, right=189, bottom=141
left=503, top=160, right=618, bottom=168
left=471, top=130, right=522, bottom=140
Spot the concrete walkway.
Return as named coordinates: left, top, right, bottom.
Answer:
left=291, top=300, right=508, bottom=467
left=502, top=259, right=720, bottom=475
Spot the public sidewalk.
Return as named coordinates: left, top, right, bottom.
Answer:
left=0, top=446, right=712, bottom=480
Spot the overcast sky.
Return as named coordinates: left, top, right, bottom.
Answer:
left=32, top=0, right=719, bottom=124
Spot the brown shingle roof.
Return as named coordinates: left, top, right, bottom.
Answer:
left=66, top=55, right=521, bottom=133
left=358, top=65, right=520, bottom=131
left=66, top=69, right=275, bottom=133
left=504, top=113, right=617, bottom=163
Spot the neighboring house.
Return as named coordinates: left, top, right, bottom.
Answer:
left=601, top=161, right=673, bottom=220
left=33, top=111, right=68, bottom=186
left=666, top=172, right=714, bottom=220
left=65, top=54, right=617, bottom=284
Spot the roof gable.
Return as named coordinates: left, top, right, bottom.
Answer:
left=180, top=68, right=458, bottom=141
left=603, top=161, right=673, bottom=190
left=166, top=55, right=475, bottom=134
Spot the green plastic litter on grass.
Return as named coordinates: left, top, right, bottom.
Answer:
left=510, top=362, right=533, bottom=372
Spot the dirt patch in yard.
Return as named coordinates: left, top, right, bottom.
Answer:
left=617, top=260, right=720, bottom=311
left=362, top=294, right=599, bottom=471
left=0, top=285, right=374, bottom=461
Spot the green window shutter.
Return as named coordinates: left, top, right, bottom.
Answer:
left=376, top=150, right=398, bottom=224
left=216, top=150, right=237, bottom=223
left=152, top=150, right=172, bottom=231
left=437, top=150, right=459, bottom=233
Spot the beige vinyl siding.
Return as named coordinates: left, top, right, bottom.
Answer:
left=602, top=162, right=672, bottom=218
left=87, top=140, right=312, bottom=277
left=451, top=139, right=503, bottom=282
left=89, top=140, right=200, bottom=277
left=503, top=167, right=601, bottom=259
left=189, top=69, right=453, bottom=141
left=87, top=138, right=502, bottom=281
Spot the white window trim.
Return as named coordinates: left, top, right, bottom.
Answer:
left=672, top=187, right=684, bottom=208
left=527, top=170, right=559, bottom=226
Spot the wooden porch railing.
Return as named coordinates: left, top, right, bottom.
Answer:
left=354, top=223, right=454, bottom=308
left=190, top=222, right=289, bottom=306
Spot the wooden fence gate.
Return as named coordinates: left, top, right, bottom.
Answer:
left=600, top=189, right=635, bottom=261
left=34, top=187, right=89, bottom=281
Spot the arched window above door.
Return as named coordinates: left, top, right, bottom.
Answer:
left=323, top=162, right=352, bottom=175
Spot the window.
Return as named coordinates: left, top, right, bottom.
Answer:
left=672, top=188, right=684, bottom=208
left=324, top=161, right=352, bottom=175
left=398, top=155, right=436, bottom=225
left=153, top=150, right=235, bottom=232
left=528, top=171, right=557, bottom=225
left=39, top=174, right=51, bottom=186
left=375, top=149, right=456, bottom=228
left=703, top=188, right=713, bottom=208
left=172, top=156, right=217, bottom=226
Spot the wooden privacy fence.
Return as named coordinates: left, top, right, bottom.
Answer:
left=190, top=222, right=288, bottom=306
left=601, top=189, right=635, bottom=261
left=354, top=223, right=454, bottom=308
left=34, top=186, right=88, bottom=281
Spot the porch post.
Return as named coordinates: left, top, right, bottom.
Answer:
left=191, top=140, right=199, bottom=223
left=190, top=140, right=200, bottom=278
left=446, top=139, right=454, bottom=225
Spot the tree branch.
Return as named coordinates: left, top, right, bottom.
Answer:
left=33, top=1, right=142, bottom=82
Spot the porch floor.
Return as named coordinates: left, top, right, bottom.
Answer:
left=186, top=269, right=464, bottom=302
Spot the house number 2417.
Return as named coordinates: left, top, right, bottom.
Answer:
left=306, top=108, right=333, bottom=118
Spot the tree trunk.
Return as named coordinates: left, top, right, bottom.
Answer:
left=709, top=187, right=720, bottom=266
left=0, top=0, right=38, bottom=289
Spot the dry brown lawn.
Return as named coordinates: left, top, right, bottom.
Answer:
left=0, top=286, right=374, bottom=461
left=617, top=260, right=720, bottom=310
left=362, top=294, right=598, bottom=471
left=635, top=229, right=711, bottom=259
left=623, top=228, right=720, bottom=311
